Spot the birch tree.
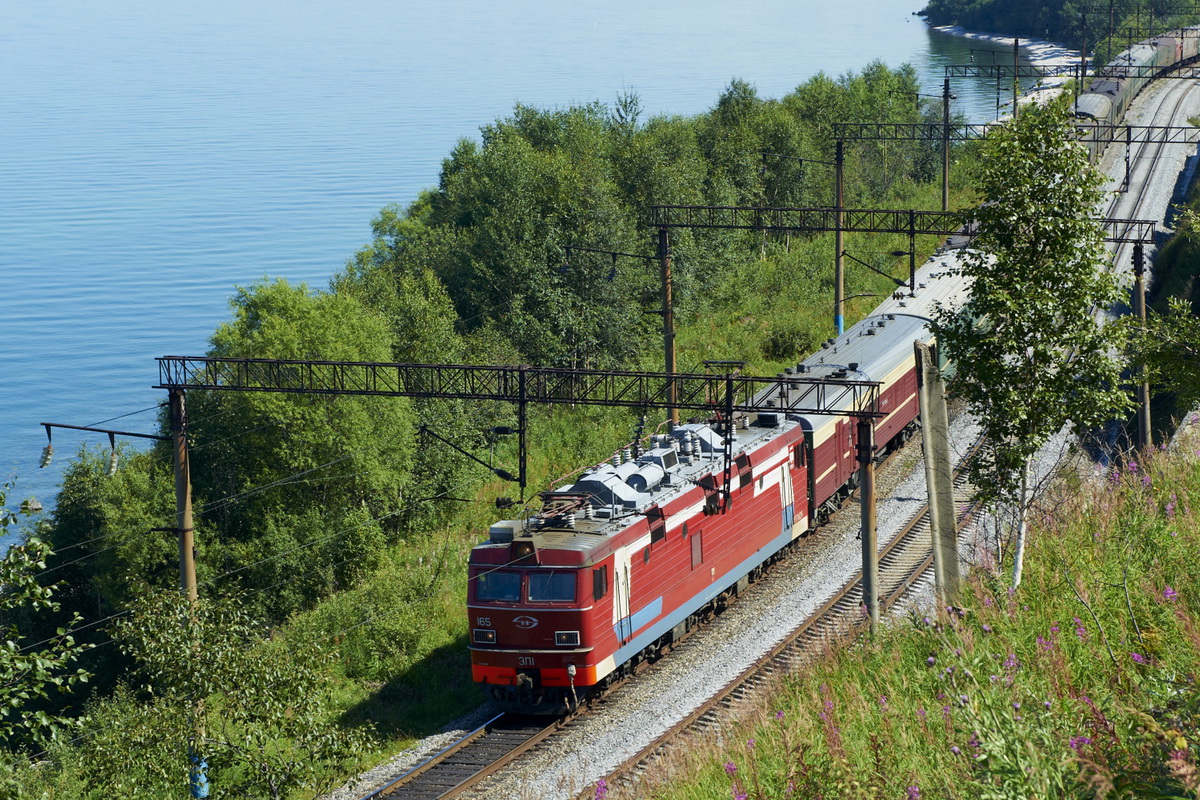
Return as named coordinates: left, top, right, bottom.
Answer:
left=934, top=96, right=1129, bottom=587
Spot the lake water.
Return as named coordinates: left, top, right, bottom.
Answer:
left=1, top=0, right=1038, bottom=526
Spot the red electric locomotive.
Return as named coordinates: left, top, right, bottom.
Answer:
left=467, top=263, right=964, bottom=713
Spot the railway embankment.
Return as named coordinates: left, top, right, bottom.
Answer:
left=622, top=431, right=1200, bottom=800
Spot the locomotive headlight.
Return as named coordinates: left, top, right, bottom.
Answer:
left=473, top=629, right=496, bottom=644
left=555, top=631, right=580, bottom=646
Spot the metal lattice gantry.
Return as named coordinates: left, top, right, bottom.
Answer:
left=831, top=121, right=1199, bottom=145
left=156, top=356, right=881, bottom=419
left=649, top=204, right=1157, bottom=245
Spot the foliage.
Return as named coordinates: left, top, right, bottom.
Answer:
left=934, top=96, right=1129, bottom=584
left=1133, top=297, right=1200, bottom=412
left=183, top=279, right=420, bottom=619
left=647, top=437, right=1200, bottom=800
left=0, top=480, right=93, bottom=749
left=109, top=590, right=372, bottom=799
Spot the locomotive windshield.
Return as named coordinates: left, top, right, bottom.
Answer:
left=527, top=570, right=576, bottom=602
left=475, top=570, right=520, bottom=602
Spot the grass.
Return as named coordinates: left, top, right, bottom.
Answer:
left=626, top=435, right=1200, bottom=800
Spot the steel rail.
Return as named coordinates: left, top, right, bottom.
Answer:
left=358, top=714, right=559, bottom=800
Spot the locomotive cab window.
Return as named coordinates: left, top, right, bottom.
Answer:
left=528, top=570, right=576, bottom=602
left=475, top=570, right=520, bottom=602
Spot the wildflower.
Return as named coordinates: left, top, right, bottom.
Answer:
left=983, top=595, right=994, bottom=608
left=927, top=656, right=936, bottom=666
left=990, top=675, right=998, bottom=682
left=1167, top=499, right=1177, bottom=519
left=906, top=786, right=921, bottom=800
left=1163, top=585, right=1178, bottom=603
left=747, top=738, right=755, bottom=750
left=595, top=778, right=608, bottom=800
left=982, top=624, right=992, bottom=633
left=725, top=761, right=738, bottom=777
left=923, top=616, right=932, bottom=626
left=1142, top=475, right=1152, bottom=487
left=943, top=705, right=952, bottom=721
left=733, top=789, right=747, bottom=800
left=917, top=707, right=927, bottom=721
left=1044, top=700, right=1052, bottom=709
left=945, top=666, right=954, bottom=675
left=1037, top=636, right=1051, bottom=651
left=1003, top=653, right=1019, bottom=670
left=959, top=694, right=969, bottom=705
left=950, top=745, right=961, bottom=755
left=879, top=695, right=888, bottom=711
left=1108, top=468, right=1121, bottom=484
left=1131, top=652, right=1148, bottom=664
left=1050, top=623, right=1060, bottom=634
left=1069, top=735, right=1092, bottom=751
left=1074, top=618, right=1087, bottom=640
left=1012, top=701, right=1021, bottom=710
left=775, top=710, right=785, bottom=721
left=1128, top=461, right=1139, bottom=474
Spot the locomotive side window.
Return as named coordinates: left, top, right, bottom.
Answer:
left=476, top=570, right=520, bottom=602
left=593, top=565, right=608, bottom=600
left=528, top=570, right=577, bottom=602
left=794, top=445, right=806, bottom=468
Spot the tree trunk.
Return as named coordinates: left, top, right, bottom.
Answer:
left=1011, top=464, right=1030, bottom=587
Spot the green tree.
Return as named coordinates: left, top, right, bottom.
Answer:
left=185, top=279, right=418, bottom=617
left=112, top=590, right=370, bottom=799
left=0, top=480, right=93, bottom=747
left=934, top=97, right=1129, bottom=587
left=1133, top=297, right=1200, bottom=411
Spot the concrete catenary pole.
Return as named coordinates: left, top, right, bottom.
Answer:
left=942, top=77, right=952, bottom=212
left=657, top=227, right=679, bottom=425
left=857, top=416, right=879, bottom=630
left=915, top=342, right=960, bottom=602
left=835, top=140, right=846, bottom=335
left=1133, top=242, right=1151, bottom=450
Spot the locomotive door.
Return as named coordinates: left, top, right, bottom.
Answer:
left=613, top=550, right=633, bottom=644
left=779, top=459, right=795, bottom=536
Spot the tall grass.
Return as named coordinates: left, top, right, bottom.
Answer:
left=642, top=434, right=1200, bottom=800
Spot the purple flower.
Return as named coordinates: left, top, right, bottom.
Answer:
left=1074, top=618, right=1087, bottom=640
left=982, top=624, right=992, bottom=634
left=927, top=656, right=936, bottom=666
left=734, top=789, right=748, bottom=800
left=1163, top=586, right=1178, bottom=603
left=1131, top=652, right=1147, bottom=664
left=917, top=707, right=927, bottom=720
left=1166, top=500, right=1177, bottom=519
left=879, top=695, right=888, bottom=710
left=1128, top=461, right=1139, bottom=474
left=1044, top=700, right=1052, bottom=709
left=1012, top=701, right=1021, bottom=710
left=1142, top=475, right=1152, bottom=487
left=1037, top=635, right=1052, bottom=651
left=724, top=761, right=738, bottom=777
left=1069, top=735, right=1092, bottom=751
left=595, top=778, right=608, bottom=800
left=907, top=786, right=921, bottom=800
left=1050, top=623, right=1060, bottom=634
left=1003, top=653, right=1019, bottom=670
left=945, top=666, right=954, bottom=675
left=950, top=745, right=961, bottom=755
left=747, top=738, right=755, bottom=750
left=775, top=710, right=785, bottom=721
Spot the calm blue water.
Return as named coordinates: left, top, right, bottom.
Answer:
left=1, top=0, right=1031, bottom=529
